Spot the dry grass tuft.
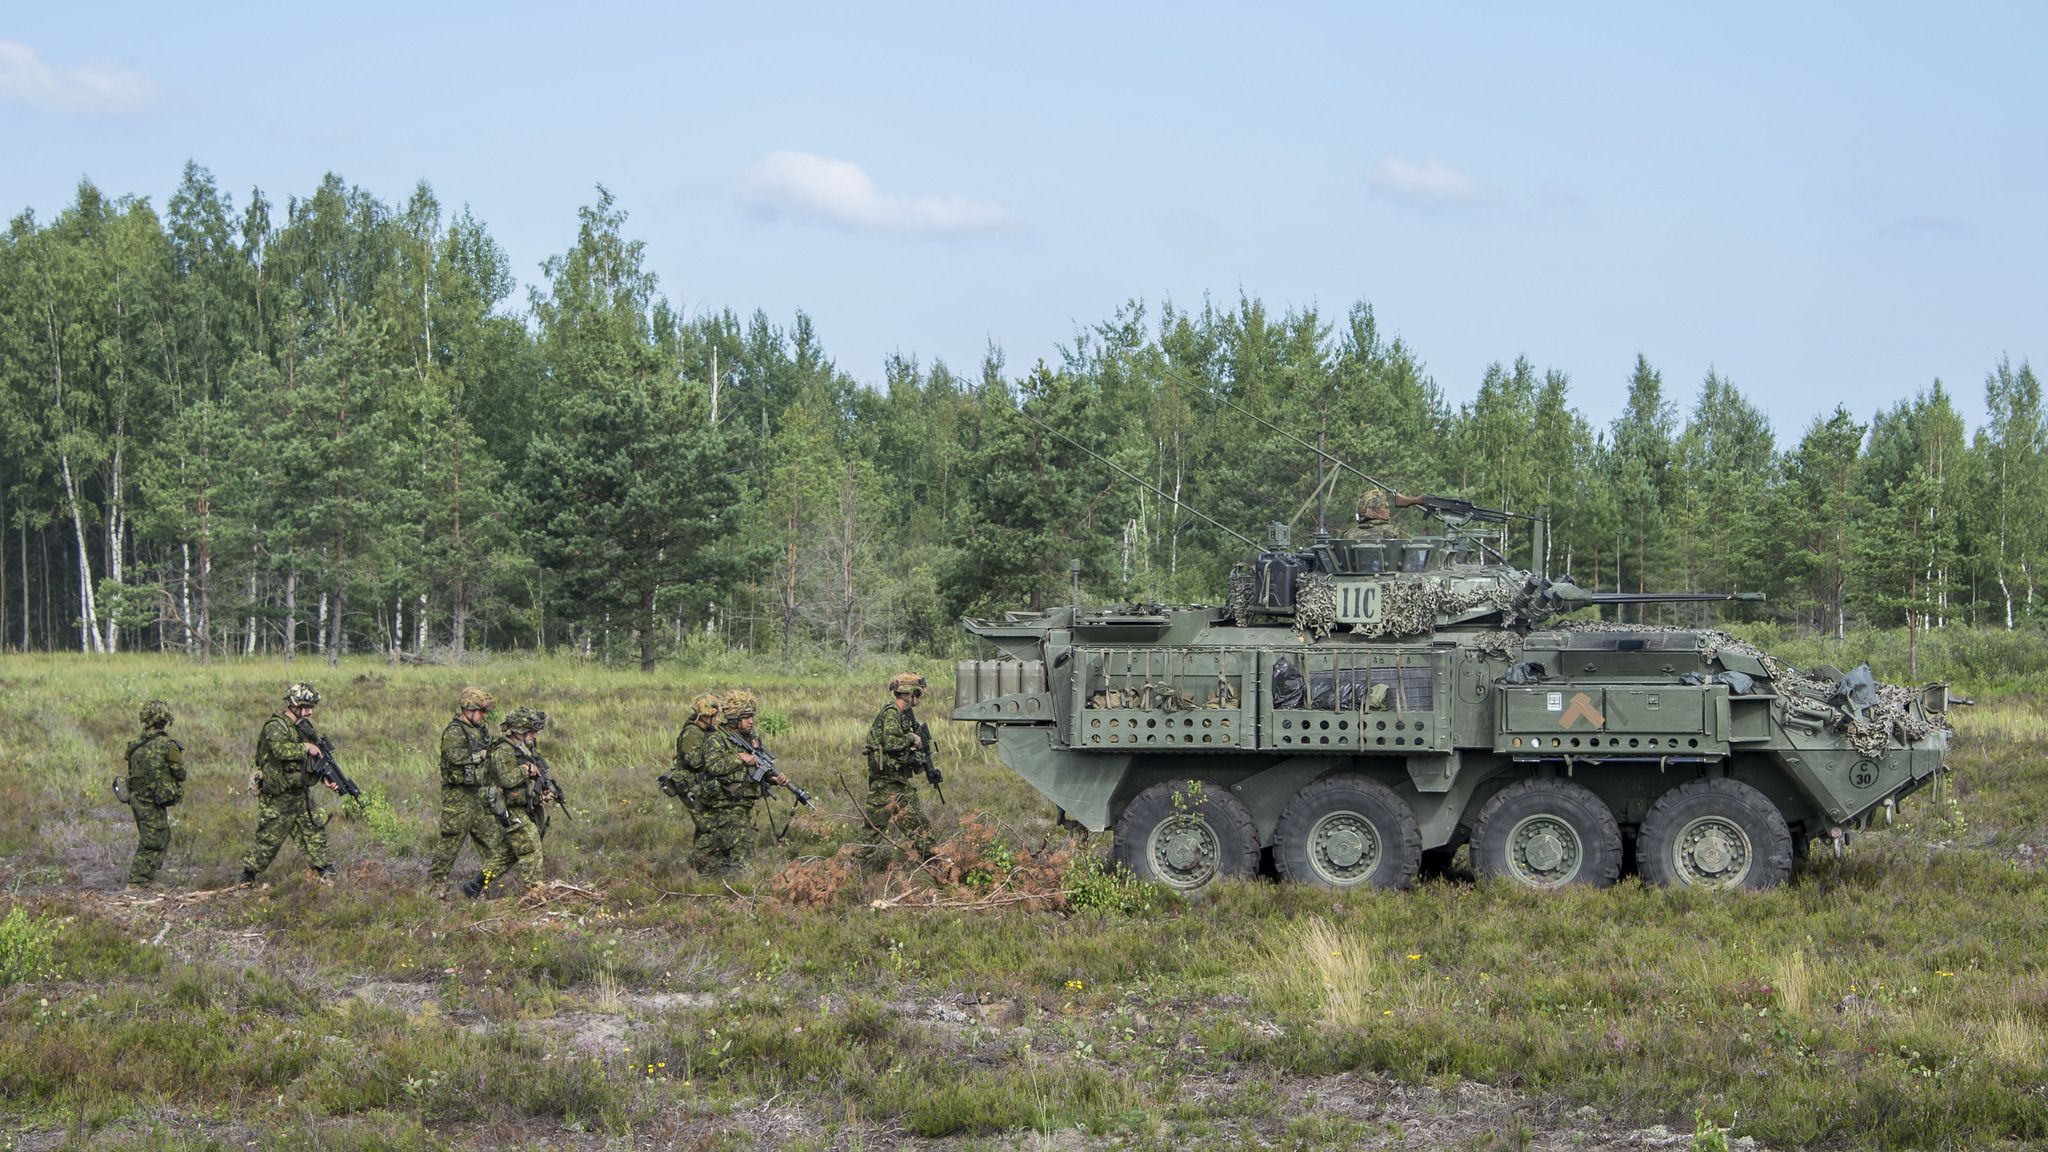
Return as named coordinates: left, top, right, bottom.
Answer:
left=1293, top=916, right=1380, bottom=1028
left=1773, top=948, right=1812, bottom=1016
left=1988, top=1014, right=2039, bottom=1065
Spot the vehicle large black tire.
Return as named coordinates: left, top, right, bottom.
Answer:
left=1470, top=778, right=1623, bottom=890
left=1637, top=777, right=1794, bottom=891
left=1111, top=780, right=1261, bottom=893
left=1273, top=774, right=1421, bottom=890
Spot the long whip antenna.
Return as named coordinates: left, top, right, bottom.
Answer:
left=1014, top=409, right=1258, bottom=548
left=1158, top=365, right=1399, bottom=493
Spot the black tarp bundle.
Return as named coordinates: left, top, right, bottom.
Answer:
left=1271, top=656, right=1434, bottom=711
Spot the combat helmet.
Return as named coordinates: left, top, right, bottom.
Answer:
left=889, top=672, right=927, bottom=697
left=690, top=691, right=722, bottom=720
left=139, top=699, right=173, bottom=729
left=720, top=689, right=758, bottom=724
left=458, top=686, right=496, bottom=713
left=285, top=682, right=321, bottom=708
left=501, top=706, right=548, bottom=735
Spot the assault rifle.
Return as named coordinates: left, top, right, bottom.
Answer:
left=750, top=743, right=817, bottom=809
left=905, top=711, right=945, bottom=805
left=528, top=751, right=572, bottom=837
left=296, top=718, right=366, bottom=811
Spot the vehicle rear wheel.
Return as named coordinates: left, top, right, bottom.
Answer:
left=1273, top=774, right=1421, bottom=890
left=1470, top=778, right=1622, bottom=890
left=1111, top=780, right=1261, bottom=893
left=1638, top=778, right=1793, bottom=891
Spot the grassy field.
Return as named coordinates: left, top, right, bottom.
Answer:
left=1, top=651, right=2045, bottom=1150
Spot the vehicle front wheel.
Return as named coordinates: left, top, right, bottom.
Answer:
left=1637, top=778, right=1793, bottom=890
left=1470, top=778, right=1623, bottom=890
left=1111, top=780, right=1261, bottom=893
left=1273, top=774, right=1421, bottom=890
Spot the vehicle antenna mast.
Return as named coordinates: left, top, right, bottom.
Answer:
left=1014, top=410, right=1258, bottom=549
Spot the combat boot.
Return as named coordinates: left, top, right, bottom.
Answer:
left=240, top=867, right=258, bottom=886
left=460, top=872, right=486, bottom=899
left=314, top=865, right=336, bottom=884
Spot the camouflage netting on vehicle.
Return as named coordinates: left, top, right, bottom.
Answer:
left=1851, top=681, right=1942, bottom=758
left=1345, top=580, right=1497, bottom=640
left=1226, top=569, right=1254, bottom=626
left=1294, top=572, right=1338, bottom=639
left=1468, top=630, right=1524, bottom=660
left=1559, top=622, right=1946, bottom=758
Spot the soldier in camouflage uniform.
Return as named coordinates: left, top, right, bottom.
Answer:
left=863, top=672, right=936, bottom=859
left=690, top=690, right=788, bottom=876
left=123, top=699, right=186, bottom=886
left=673, top=691, right=723, bottom=824
left=429, top=687, right=507, bottom=897
left=482, top=706, right=554, bottom=890
left=241, top=683, right=340, bottom=885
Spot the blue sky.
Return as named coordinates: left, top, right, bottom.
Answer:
left=5, top=2, right=2041, bottom=436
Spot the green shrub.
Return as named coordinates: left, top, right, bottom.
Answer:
left=0, top=906, right=61, bottom=986
left=1064, top=852, right=1161, bottom=916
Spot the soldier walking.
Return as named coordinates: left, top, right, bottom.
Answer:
left=482, top=707, right=554, bottom=891
left=241, top=683, right=340, bottom=885
left=672, top=691, right=723, bottom=821
left=123, top=700, right=186, bottom=887
left=429, top=687, right=506, bottom=897
left=690, top=691, right=789, bottom=875
left=863, top=673, right=937, bottom=859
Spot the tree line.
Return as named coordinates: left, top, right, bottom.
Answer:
left=1, top=165, right=2040, bottom=668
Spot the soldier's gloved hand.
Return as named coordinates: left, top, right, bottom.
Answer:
left=495, top=811, right=514, bottom=829
left=248, top=771, right=262, bottom=792
left=925, top=767, right=945, bottom=787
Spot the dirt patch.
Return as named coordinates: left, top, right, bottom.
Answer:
left=523, top=1009, right=633, bottom=1057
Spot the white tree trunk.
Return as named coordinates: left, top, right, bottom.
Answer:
left=284, top=567, right=298, bottom=662
left=60, top=453, right=104, bottom=653
left=180, top=543, right=194, bottom=653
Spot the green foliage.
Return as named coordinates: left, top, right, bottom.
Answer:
left=0, top=162, right=2044, bottom=665
left=1062, top=851, right=1162, bottom=916
left=356, top=783, right=408, bottom=854
left=1691, top=1108, right=1731, bottom=1152
left=0, top=906, right=61, bottom=986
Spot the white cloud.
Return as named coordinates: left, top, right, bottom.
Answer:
left=0, top=39, right=159, bottom=117
left=739, top=150, right=1012, bottom=236
left=1368, top=156, right=1489, bottom=207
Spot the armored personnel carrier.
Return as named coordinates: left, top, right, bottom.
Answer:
left=951, top=495, right=1955, bottom=893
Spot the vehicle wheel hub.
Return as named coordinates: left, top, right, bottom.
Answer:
left=1675, top=817, right=1751, bottom=887
left=1307, top=812, right=1381, bottom=882
left=1507, top=814, right=1582, bottom=886
left=1150, top=816, right=1219, bottom=888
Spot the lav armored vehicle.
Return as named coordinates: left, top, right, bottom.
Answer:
left=951, top=495, right=1954, bottom=892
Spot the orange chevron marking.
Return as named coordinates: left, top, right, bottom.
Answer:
left=1558, top=693, right=1605, bottom=729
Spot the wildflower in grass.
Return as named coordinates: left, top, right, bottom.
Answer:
left=1065, top=979, right=1083, bottom=991
left=1407, top=953, right=1421, bottom=961
left=1938, top=970, right=1954, bottom=978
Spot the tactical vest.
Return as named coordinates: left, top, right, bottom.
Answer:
left=253, top=714, right=309, bottom=798
left=441, top=718, right=494, bottom=787
left=126, top=730, right=185, bottom=806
